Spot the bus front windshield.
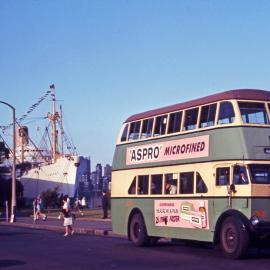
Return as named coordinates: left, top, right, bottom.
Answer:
left=249, top=164, right=270, bottom=184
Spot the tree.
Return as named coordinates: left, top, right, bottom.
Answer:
left=41, top=186, right=59, bottom=208
left=0, top=177, right=24, bottom=208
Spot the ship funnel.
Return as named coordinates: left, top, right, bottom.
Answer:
left=16, top=126, right=29, bottom=146
left=73, top=156, right=80, bottom=167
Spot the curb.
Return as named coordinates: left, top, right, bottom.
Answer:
left=48, top=216, right=112, bottom=222
left=0, top=221, right=124, bottom=239
left=29, top=214, right=112, bottom=222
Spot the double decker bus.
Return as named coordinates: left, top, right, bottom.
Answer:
left=111, top=89, right=270, bottom=259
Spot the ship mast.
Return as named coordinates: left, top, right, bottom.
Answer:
left=60, top=105, right=65, bottom=157
left=48, top=84, right=59, bottom=162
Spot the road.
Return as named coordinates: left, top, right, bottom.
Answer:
left=0, top=226, right=270, bottom=270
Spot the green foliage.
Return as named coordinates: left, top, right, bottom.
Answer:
left=41, top=186, right=59, bottom=208
left=0, top=178, right=24, bottom=207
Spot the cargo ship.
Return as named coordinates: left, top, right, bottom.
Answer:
left=15, top=85, right=86, bottom=199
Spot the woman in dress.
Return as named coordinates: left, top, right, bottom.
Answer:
left=62, top=195, right=74, bottom=236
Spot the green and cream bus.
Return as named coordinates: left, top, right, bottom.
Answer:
left=111, top=89, right=270, bottom=259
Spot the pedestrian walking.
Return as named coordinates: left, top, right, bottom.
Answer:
left=34, top=195, right=47, bottom=221
left=62, top=195, right=74, bottom=236
left=80, top=197, right=87, bottom=215
left=102, top=190, right=108, bottom=219
left=74, top=197, right=83, bottom=216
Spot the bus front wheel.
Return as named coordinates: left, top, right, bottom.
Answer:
left=129, top=213, right=149, bottom=246
left=220, top=216, right=249, bottom=259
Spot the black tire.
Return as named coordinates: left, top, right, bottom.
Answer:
left=220, top=216, right=250, bottom=259
left=129, top=213, right=149, bottom=246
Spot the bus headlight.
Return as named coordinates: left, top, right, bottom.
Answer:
left=250, top=216, right=260, bottom=226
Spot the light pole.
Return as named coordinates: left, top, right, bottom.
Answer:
left=0, top=101, right=16, bottom=223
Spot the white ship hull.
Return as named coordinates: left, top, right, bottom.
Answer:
left=19, top=156, right=84, bottom=199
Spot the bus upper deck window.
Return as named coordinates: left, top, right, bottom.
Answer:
left=200, top=103, right=217, bottom=128
left=154, top=115, right=167, bottom=136
left=128, top=121, right=141, bottom=141
left=141, top=118, right=154, bottom=139
left=218, top=101, right=235, bottom=125
left=239, top=102, right=269, bottom=124
left=168, top=111, right=182, bottom=134
left=121, top=124, right=129, bottom=142
left=183, top=108, right=199, bottom=131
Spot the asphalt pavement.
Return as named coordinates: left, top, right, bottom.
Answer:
left=0, top=215, right=122, bottom=238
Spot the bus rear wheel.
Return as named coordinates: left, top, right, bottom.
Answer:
left=129, top=213, right=149, bottom=246
left=220, top=216, right=249, bottom=259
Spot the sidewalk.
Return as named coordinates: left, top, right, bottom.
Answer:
left=0, top=216, right=123, bottom=238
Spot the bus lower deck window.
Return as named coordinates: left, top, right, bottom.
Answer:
left=216, top=167, right=230, bottom=185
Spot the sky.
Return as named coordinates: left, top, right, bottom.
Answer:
left=1, top=0, right=270, bottom=167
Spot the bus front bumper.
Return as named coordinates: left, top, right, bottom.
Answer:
left=250, top=218, right=270, bottom=234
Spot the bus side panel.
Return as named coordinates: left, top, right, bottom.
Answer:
left=147, top=198, right=214, bottom=242
left=111, top=197, right=214, bottom=242
left=111, top=198, right=130, bottom=236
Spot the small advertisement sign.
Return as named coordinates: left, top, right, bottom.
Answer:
left=154, top=199, right=209, bottom=229
left=126, top=135, right=209, bottom=165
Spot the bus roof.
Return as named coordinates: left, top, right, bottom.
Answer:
left=125, top=89, right=270, bottom=123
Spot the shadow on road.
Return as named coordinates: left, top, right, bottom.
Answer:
left=0, top=260, right=27, bottom=268
left=136, top=239, right=270, bottom=260
left=0, top=232, right=32, bottom=237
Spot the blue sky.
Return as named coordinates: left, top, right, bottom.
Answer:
left=1, top=0, right=270, bottom=167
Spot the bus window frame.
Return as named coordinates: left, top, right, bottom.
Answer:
left=214, top=102, right=220, bottom=126
left=128, top=120, right=142, bottom=141
left=195, top=106, right=200, bottom=130
left=179, top=171, right=194, bottom=194
left=137, top=175, right=149, bottom=195
left=167, top=110, right=182, bottom=134
left=266, top=103, right=270, bottom=123
left=217, top=101, right=235, bottom=125
left=140, top=117, right=154, bottom=139
left=182, top=107, right=199, bottom=131
left=150, top=174, right=163, bottom=195
left=232, top=165, right=249, bottom=185
left=199, top=103, right=217, bottom=129
left=128, top=176, right=137, bottom=195
left=238, top=101, right=270, bottom=125
left=196, top=172, right=208, bottom=193
left=164, top=173, right=178, bottom=195
left=216, top=166, right=231, bottom=186
left=120, top=123, right=130, bottom=142
left=153, top=114, right=168, bottom=137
